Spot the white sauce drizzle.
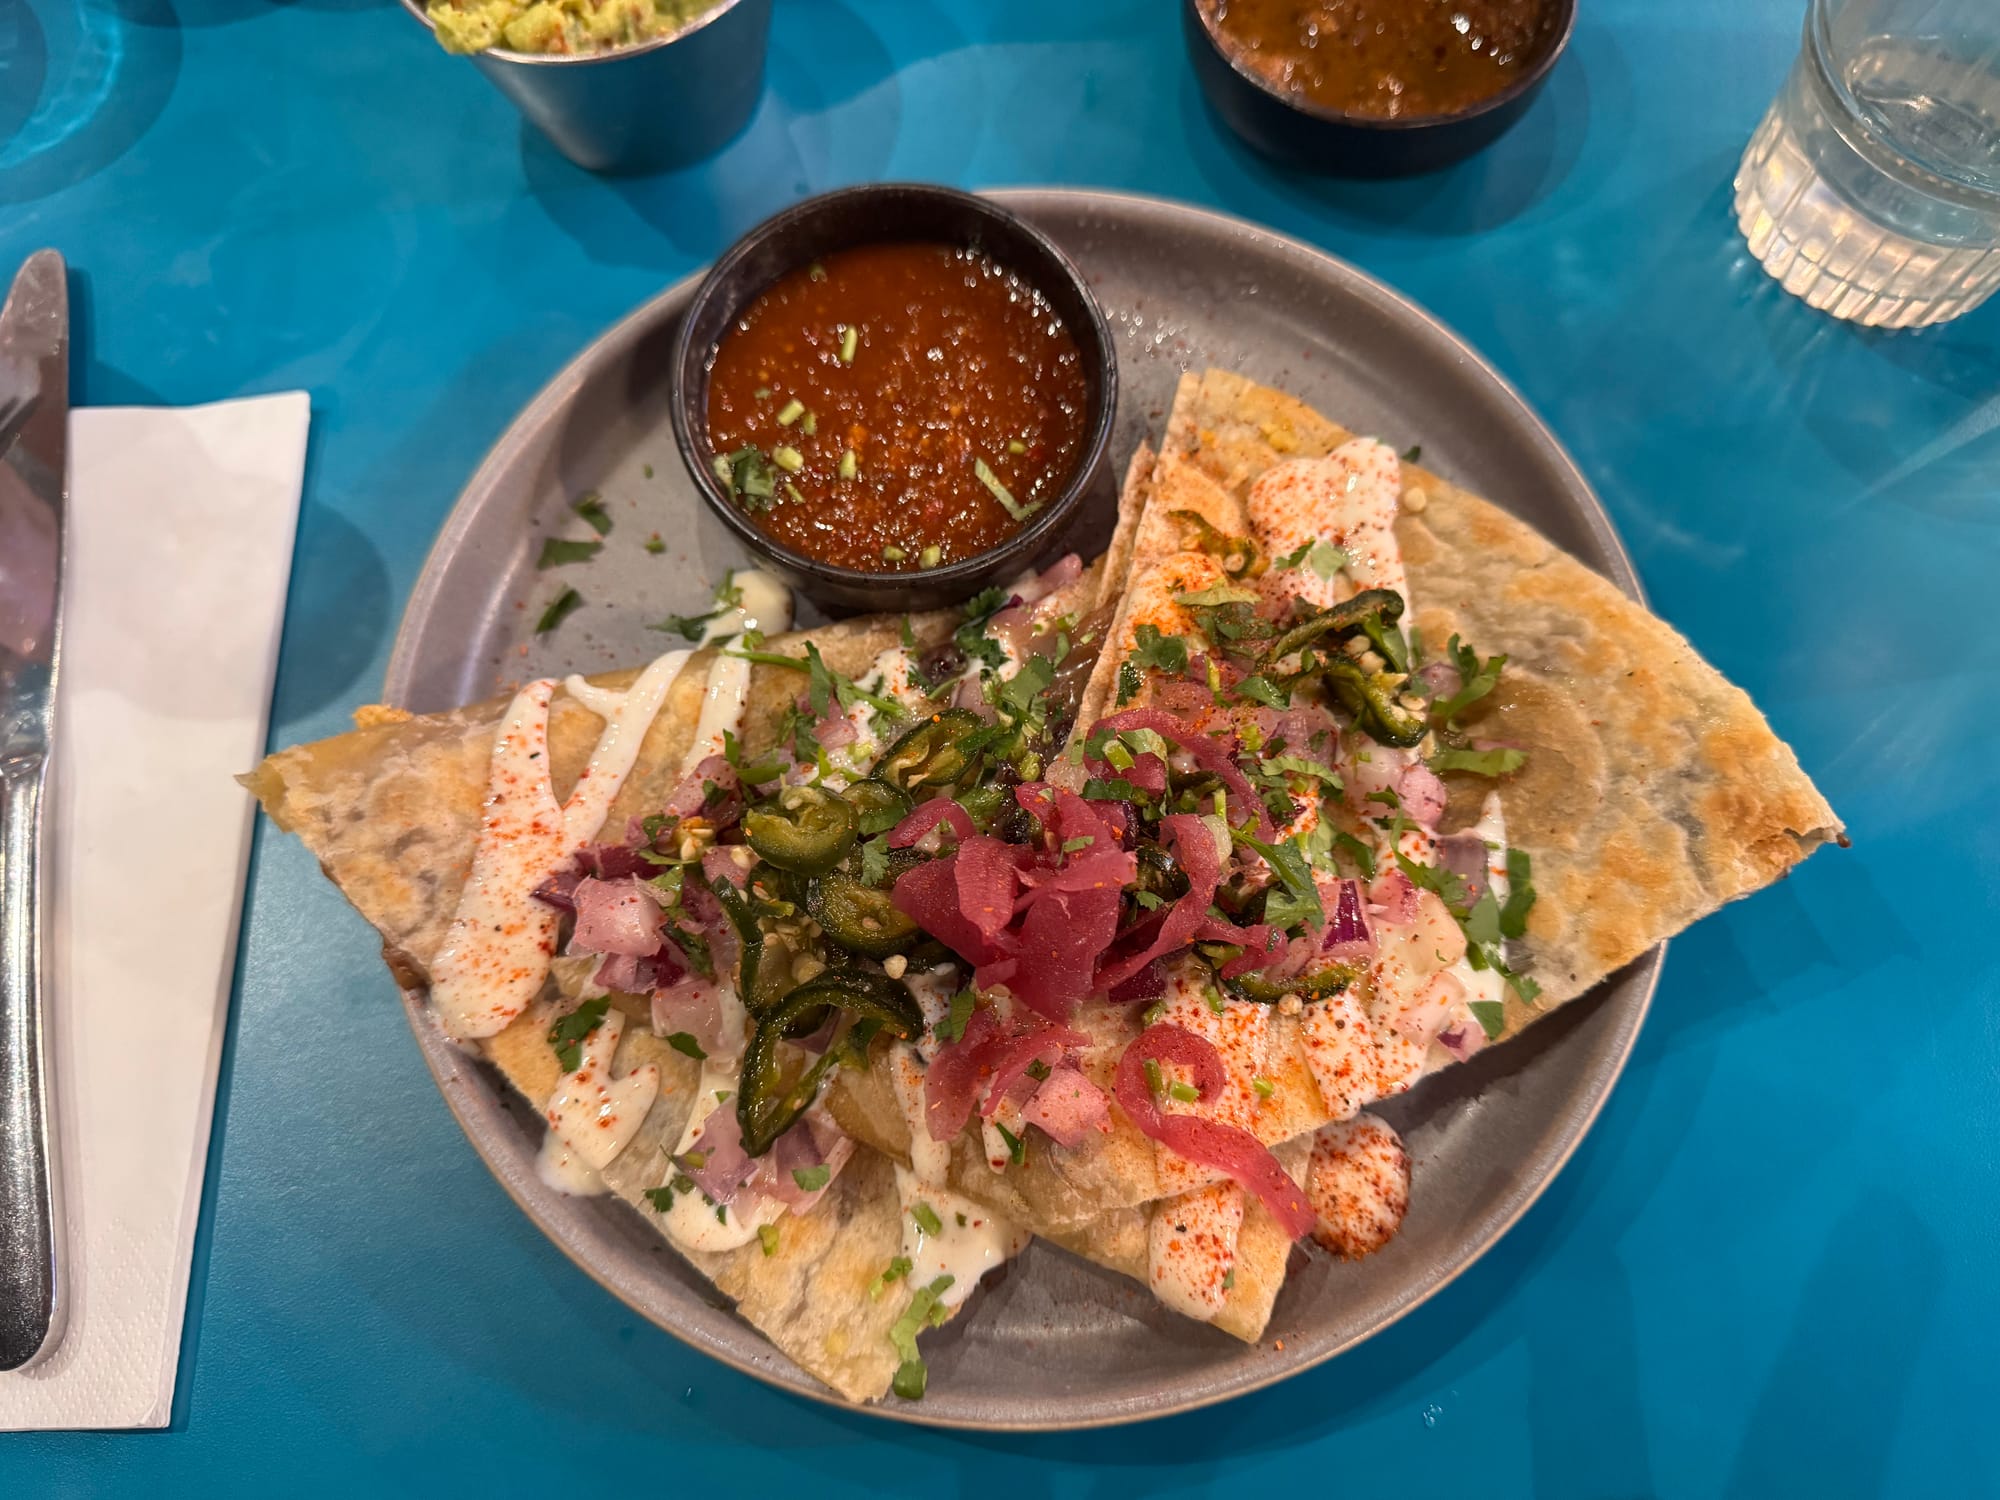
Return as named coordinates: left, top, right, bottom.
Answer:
left=431, top=570, right=791, bottom=1043
left=894, top=1166, right=1030, bottom=1312
left=429, top=681, right=569, bottom=1040
left=884, top=967, right=1028, bottom=1303
left=660, top=1061, right=785, bottom=1251
left=535, top=1009, right=661, bottom=1195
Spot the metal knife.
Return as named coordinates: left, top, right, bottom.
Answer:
left=0, top=250, right=68, bottom=1373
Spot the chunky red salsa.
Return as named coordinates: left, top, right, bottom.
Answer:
left=705, top=242, right=1088, bottom=572
left=1207, top=0, right=1558, bottom=120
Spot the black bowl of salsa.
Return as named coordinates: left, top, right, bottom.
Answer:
left=1183, top=0, right=1575, bottom=177
left=670, top=183, right=1119, bottom=614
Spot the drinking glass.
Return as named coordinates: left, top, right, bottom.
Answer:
left=1734, top=0, right=2000, bottom=328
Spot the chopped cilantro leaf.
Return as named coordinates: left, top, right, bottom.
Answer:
left=534, top=586, right=583, bottom=635
left=996, top=653, right=1053, bottom=718
left=994, top=1121, right=1026, bottom=1166
left=642, top=1184, right=677, bottom=1212
left=1264, top=753, right=1343, bottom=790
left=665, top=1031, right=707, bottom=1061
left=537, top=537, right=602, bottom=568
left=572, top=492, right=612, bottom=535
left=792, top=1164, right=831, bottom=1193
left=1396, top=851, right=1472, bottom=912
left=1332, top=831, right=1378, bottom=880
left=1274, top=541, right=1312, bottom=570
left=962, top=585, right=1009, bottom=621
left=547, top=997, right=609, bottom=1073
left=1305, top=540, right=1349, bottom=581
left=650, top=607, right=718, bottom=641
left=1468, top=999, right=1506, bottom=1040
left=715, top=447, right=778, bottom=511
left=1501, top=848, right=1536, bottom=939
left=935, top=989, right=977, bottom=1044
left=858, top=833, right=891, bottom=887
left=1464, top=889, right=1504, bottom=946
left=1430, top=746, right=1527, bottom=776
left=644, top=533, right=666, bottom=554
left=803, top=641, right=903, bottom=719
left=1434, top=635, right=1507, bottom=727
left=1175, top=582, right=1261, bottom=608
left=1129, top=623, right=1189, bottom=676
left=1061, top=835, right=1095, bottom=852
left=1402, top=443, right=1423, bottom=463
left=1234, top=828, right=1325, bottom=930
left=1116, top=660, right=1143, bottom=707
left=1236, top=674, right=1289, bottom=709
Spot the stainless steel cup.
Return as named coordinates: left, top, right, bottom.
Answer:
left=398, top=0, right=773, bottom=175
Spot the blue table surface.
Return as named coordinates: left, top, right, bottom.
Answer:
left=6, top=0, right=1996, bottom=1492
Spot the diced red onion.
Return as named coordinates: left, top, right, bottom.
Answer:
left=812, top=710, right=858, bottom=751
left=676, top=1102, right=757, bottom=1204
left=1318, top=876, right=1373, bottom=960
left=1367, top=869, right=1419, bottom=926
left=1416, top=660, right=1458, bottom=698
left=664, top=755, right=741, bottom=824
left=1397, top=763, right=1448, bottom=828
left=1436, top=833, right=1491, bottom=905
left=1021, top=1065, right=1109, bottom=1147
left=570, top=876, right=664, bottom=957
left=650, top=973, right=732, bottom=1056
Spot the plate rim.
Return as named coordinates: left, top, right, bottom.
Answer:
left=381, top=186, right=1661, bottom=1430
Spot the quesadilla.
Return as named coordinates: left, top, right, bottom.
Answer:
left=244, top=371, right=1839, bottom=1400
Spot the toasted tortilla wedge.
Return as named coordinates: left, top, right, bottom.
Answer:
left=834, top=371, right=1843, bottom=1239
left=248, top=614, right=956, bottom=1402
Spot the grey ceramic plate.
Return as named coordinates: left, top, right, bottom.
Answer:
left=383, top=189, right=1661, bottom=1429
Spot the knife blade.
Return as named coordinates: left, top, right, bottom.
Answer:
left=0, top=249, right=68, bottom=1373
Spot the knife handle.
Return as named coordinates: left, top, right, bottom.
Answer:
left=0, top=755, right=62, bottom=1371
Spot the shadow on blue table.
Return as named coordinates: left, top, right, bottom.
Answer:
left=1, top=0, right=182, bottom=206
left=518, top=0, right=902, bottom=268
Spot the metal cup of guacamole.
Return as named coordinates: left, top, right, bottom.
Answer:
left=400, top=0, right=773, bottom=174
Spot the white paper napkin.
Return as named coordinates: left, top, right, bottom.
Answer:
left=0, top=392, right=308, bottom=1430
